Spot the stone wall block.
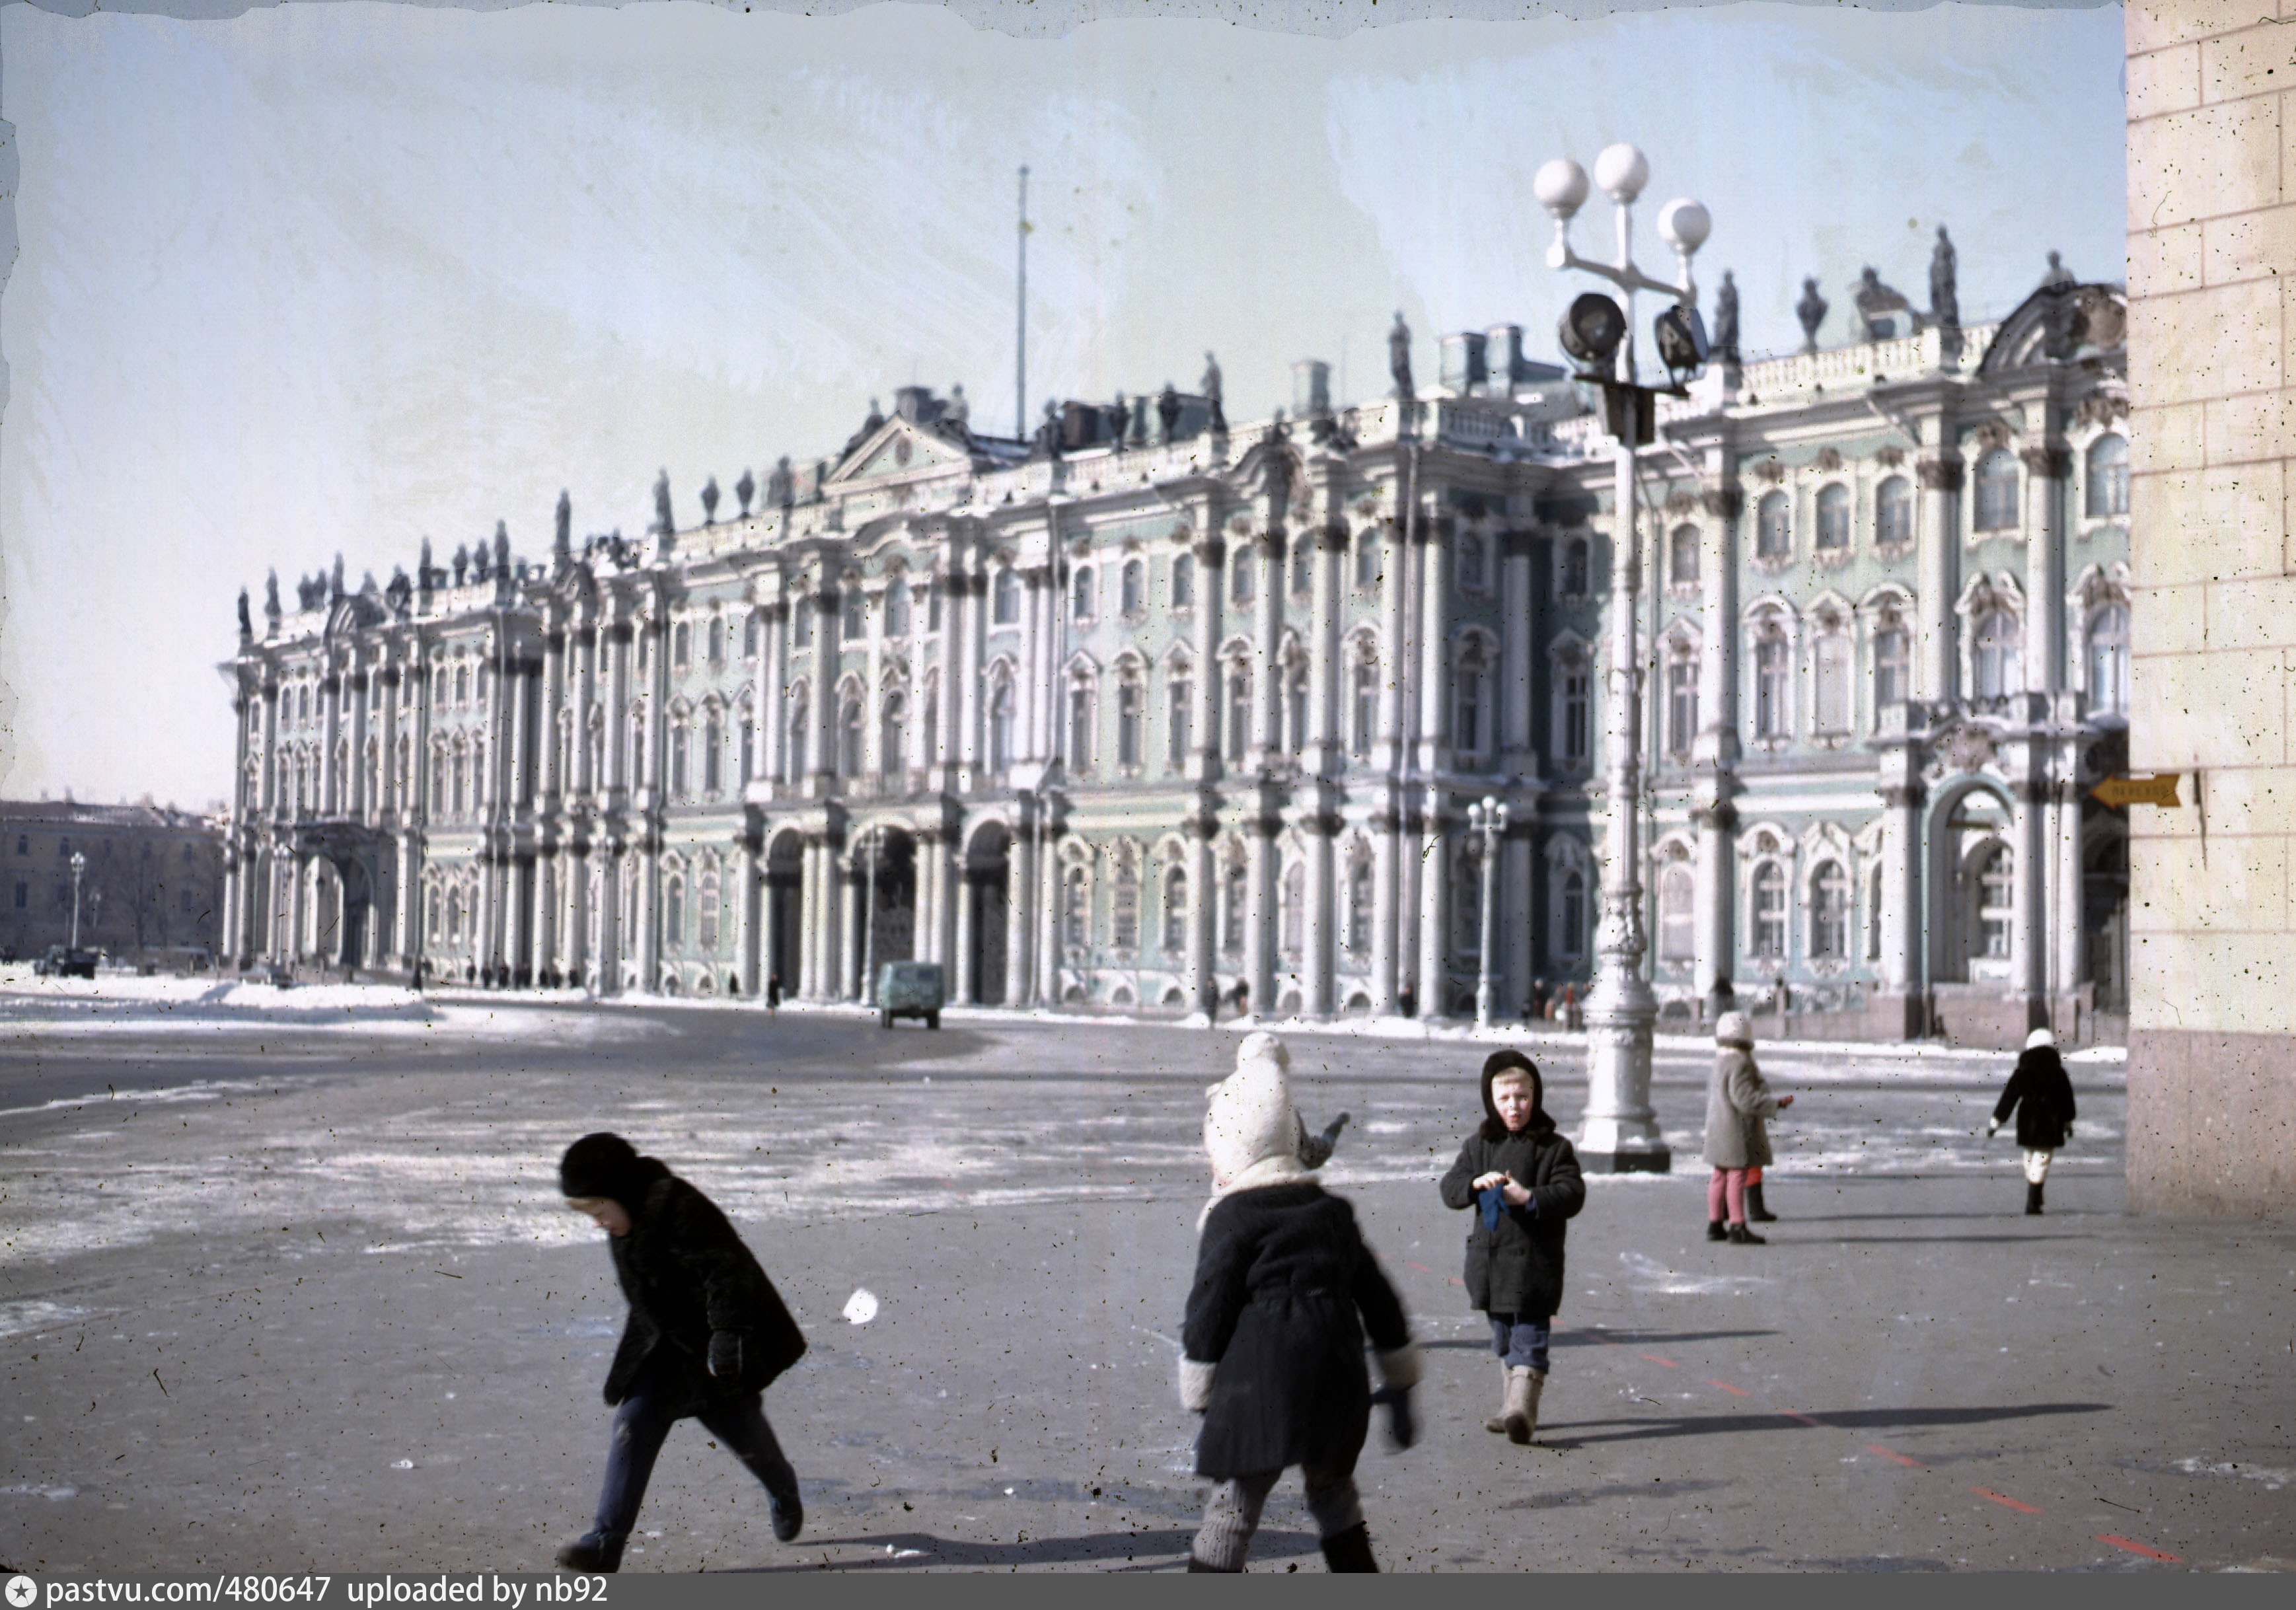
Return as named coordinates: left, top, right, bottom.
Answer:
left=2128, top=461, right=2283, bottom=585
left=2126, top=1028, right=2296, bottom=1212
left=2127, top=98, right=2280, bottom=229
left=2128, top=221, right=2203, bottom=296
left=2135, top=577, right=2208, bottom=657
left=2205, top=573, right=2296, bottom=650
left=2128, top=643, right=2287, bottom=766
left=2129, top=398, right=2204, bottom=475
left=2128, top=278, right=2281, bottom=402
left=2202, top=203, right=2296, bottom=287
left=2126, top=830, right=2287, bottom=935
left=2129, top=37, right=2204, bottom=114
left=2128, top=0, right=2283, bottom=57
left=2202, top=384, right=2296, bottom=462
left=2200, top=23, right=2296, bottom=103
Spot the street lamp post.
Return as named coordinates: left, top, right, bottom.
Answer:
left=69, top=850, right=87, bottom=951
left=1536, top=143, right=1710, bottom=1174
left=859, top=829, right=880, bottom=1008
left=1467, top=795, right=1508, bottom=1031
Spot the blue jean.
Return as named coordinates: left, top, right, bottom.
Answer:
left=1488, top=1312, right=1551, bottom=1373
left=583, top=1358, right=798, bottom=1546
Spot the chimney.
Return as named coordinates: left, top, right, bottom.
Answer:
left=1291, top=359, right=1331, bottom=417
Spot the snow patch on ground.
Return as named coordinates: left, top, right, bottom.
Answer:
left=0, top=1300, right=94, bottom=1338
left=2172, top=1457, right=2291, bottom=1492
left=1617, top=1251, right=1773, bottom=1296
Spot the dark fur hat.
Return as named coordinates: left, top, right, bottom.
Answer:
left=1478, top=1049, right=1557, bottom=1143
left=559, top=1132, right=664, bottom=1210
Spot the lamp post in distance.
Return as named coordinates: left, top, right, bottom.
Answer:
left=1467, top=795, right=1508, bottom=1031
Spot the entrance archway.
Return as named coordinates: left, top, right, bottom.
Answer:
left=853, top=826, right=918, bottom=997
left=965, top=821, right=1011, bottom=1005
left=764, top=828, right=804, bottom=1000
left=2083, top=812, right=2129, bottom=1015
left=1926, top=779, right=2014, bottom=986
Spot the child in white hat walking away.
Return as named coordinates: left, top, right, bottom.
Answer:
left=1988, top=1028, right=2078, bottom=1214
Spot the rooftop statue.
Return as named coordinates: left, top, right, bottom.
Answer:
left=1711, top=272, right=1741, bottom=366
left=1795, top=277, right=1829, bottom=354
left=1389, top=312, right=1415, bottom=401
left=1929, top=226, right=1960, bottom=329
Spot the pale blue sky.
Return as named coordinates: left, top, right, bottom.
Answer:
left=0, top=0, right=2127, bottom=808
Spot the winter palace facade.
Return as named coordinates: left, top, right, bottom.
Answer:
left=219, top=265, right=2131, bottom=1045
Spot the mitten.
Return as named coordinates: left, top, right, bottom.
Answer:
left=1370, top=1384, right=1417, bottom=1452
left=708, top=1331, right=743, bottom=1380
left=1984, top=1120, right=2000, bottom=1138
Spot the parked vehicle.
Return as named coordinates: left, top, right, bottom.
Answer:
left=34, top=945, right=99, bottom=980
left=876, top=962, right=944, bottom=1030
left=258, top=963, right=295, bottom=988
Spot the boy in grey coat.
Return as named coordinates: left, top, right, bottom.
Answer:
left=1702, top=1012, right=1793, bottom=1245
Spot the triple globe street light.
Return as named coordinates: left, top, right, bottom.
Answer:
left=1533, top=142, right=1713, bottom=1174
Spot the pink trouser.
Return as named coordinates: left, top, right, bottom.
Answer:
left=1707, top=1167, right=1748, bottom=1225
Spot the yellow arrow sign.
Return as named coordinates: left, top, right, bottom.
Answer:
left=2092, top=774, right=2182, bottom=808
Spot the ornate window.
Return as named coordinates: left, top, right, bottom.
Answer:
left=1876, top=476, right=1913, bottom=548
left=1171, top=552, right=1195, bottom=609
left=1232, top=550, right=1255, bottom=604
left=1166, top=667, right=1192, bottom=769
left=1280, top=862, right=1305, bottom=959
left=1813, top=624, right=1852, bottom=737
left=671, top=721, right=690, bottom=796
left=1356, top=531, right=1380, bottom=588
left=1670, top=525, right=1699, bottom=586
left=1285, top=659, right=1309, bottom=757
left=704, top=712, right=723, bottom=793
left=743, top=613, right=760, bottom=659
left=2089, top=603, right=2130, bottom=715
left=1976, top=844, right=2015, bottom=959
left=450, top=749, right=467, bottom=817
left=739, top=709, right=754, bottom=784
left=1290, top=543, right=1312, bottom=598
left=1560, top=536, right=1591, bottom=596
left=1162, top=865, right=1188, bottom=954
left=1351, top=656, right=1378, bottom=759
left=1064, top=865, right=1089, bottom=948
left=1347, top=857, right=1373, bottom=954
left=1754, top=626, right=1791, bottom=740
left=1121, top=560, right=1145, bottom=616
left=698, top=866, right=722, bottom=952
left=1874, top=616, right=1911, bottom=707
left=993, top=567, right=1020, bottom=625
left=665, top=875, right=685, bottom=946
left=1974, top=609, right=2021, bottom=699
left=1072, top=566, right=1095, bottom=622
left=1454, top=636, right=1493, bottom=757
left=674, top=622, right=692, bottom=669
left=921, top=681, right=938, bottom=768
left=1810, top=860, right=1849, bottom=960
left=1226, top=665, right=1252, bottom=762
left=2086, top=434, right=2129, bottom=518
left=1457, top=533, right=1487, bottom=593
left=1558, top=868, right=1588, bottom=961
left=1117, top=677, right=1144, bottom=769
left=1068, top=677, right=1095, bottom=772
left=1867, top=864, right=1885, bottom=962
left=707, top=616, right=725, bottom=665
left=445, top=888, right=463, bottom=944
left=838, top=695, right=863, bottom=777
left=1453, top=846, right=1483, bottom=957
left=989, top=675, right=1016, bottom=773
left=1816, top=484, right=1850, bottom=552
left=840, top=588, right=864, bottom=641
left=1751, top=862, right=1787, bottom=959
left=1756, top=491, right=1791, bottom=558
left=879, top=694, right=907, bottom=778
left=1658, top=863, right=1695, bottom=963
left=1666, top=653, right=1698, bottom=758
left=783, top=692, right=808, bottom=781
left=1222, top=861, right=1247, bottom=957
left=1113, top=851, right=1140, bottom=949
left=885, top=579, right=911, bottom=638
left=1556, top=648, right=1591, bottom=770
left=1973, top=449, right=2020, bottom=532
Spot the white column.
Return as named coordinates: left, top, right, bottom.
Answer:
left=2023, top=443, right=2068, bottom=694
left=1191, top=537, right=1224, bottom=780
left=1252, top=536, right=1282, bottom=764
left=1500, top=529, right=1534, bottom=775
left=1304, top=819, right=1333, bottom=1017
left=1916, top=453, right=1963, bottom=702
left=1187, top=822, right=1214, bottom=1012
left=1416, top=516, right=1451, bottom=772
left=1307, top=524, right=1342, bottom=775
left=1880, top=785, right=1923, bottom=994
left=2011, top=777, right=2048, bottom=1011
left=1376, top=515, right=1409, bottom=772
left=1004, top=824, right=1032, bottom=1007
left=1417, top=799, right=1448, bottom=1017
left=2054, top=777, right=2084, bottom=998
left=1244, top=821, right=1275, bottom=1015
left=1370, top=811, right=1399, bottom=1014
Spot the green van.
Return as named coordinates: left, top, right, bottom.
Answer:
left=877, top=961, right=945, bottom=1030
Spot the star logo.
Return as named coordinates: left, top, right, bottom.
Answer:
left=5, top=1574, right=37, bottom=1609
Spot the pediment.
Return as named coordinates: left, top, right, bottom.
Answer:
left=832, top=419, right=973, bottom=484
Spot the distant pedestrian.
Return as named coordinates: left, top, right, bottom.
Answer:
left=1988, top=1027, right=2077, bottom=1215
left=1179, top=1034, right=1419, bottom=1572
left=1438, top=1050, right=1586, bottom=1445
left=1703, top=1011, right=1793, bottom=1246
left=1397, top=980, right=1417, bottom=1019
left=1232, top=980, right=1250, bottom=1018
left=554, top=1133, right=807, bottom=1572
left=766, top=972, right=782, bottom=1011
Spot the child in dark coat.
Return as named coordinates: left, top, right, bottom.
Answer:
left=555, top=1133, right=808, bottom=1572
left=1438, top=1050, right=1587, bottom=1445
left=1988, top=1028, right=2078, bottom=1214
left=1179, top=1033, right=1419, bottom=1573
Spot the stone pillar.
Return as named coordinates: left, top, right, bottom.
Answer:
left=607, top=626, right=632, bottom=797
left=1021, top=569, right=1047, bottom=766
left=637, top=837, right=659, bottom=992
left=1376, top=514, right=1409, bottom=772
left=2011, top=775, right=2048, bottom=1021
left=1303, top=813, right=1334, bottom=1017
left=1417, top=797, right=1449, bottom=1018
left=1502, top=826, right=1533, bottom=1015
left=2054, top=776, right=2084, bottom=998
left=797, top=836, right=823, bottom=999
left=1190, top=538, right=1225, bottom=780
left=564, top=844, right=588, bottom=987
left=737, top=837, right=761, bottom=996
left=840, top=853, right=863, bottom=1000
left=1500, top=529, right=1536, bottom=777
left=938, top=570, right=964, bottom=781
left=348, top=672, right=370, bottom=818
left=1252, top=535, right=1283, bottom=765
left=1036, top=824, right=1062, bottom=1006
left=1416, top=516, right=1452, bottom=773
left=1244, top=815, right=1275, bottom=1015
left=953, top=858, right=978, bottom=1004
left=542, top=632, right=566, bottom=805
left=1004, top=821, right=1032, bottom=1007
left=1307, top=524, right=1343, bottom=776
left=809, top=590, right=838, bottom=792
left=1186, top=817, right=1216, bottom=1013
left=2023, top=443, right=2070, bottom=694
left=1369, top=810, right=1399, bottom=1015
left=574, top=630, right=597, bottom=797
left=1695, top=485, right=1745, bottom=1013
left=597, top=844, right=622, bottom=996
left=1915, top=454, right=1964, bottom=702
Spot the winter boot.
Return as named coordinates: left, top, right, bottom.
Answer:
left=1486, top=1361, right=1512, bottom=1434
left=1726, top=1222, right=1767, bottom=1245
left=1524, top=1369, right=1547, bottom=1444
left=1747, top=1184, right=1777, bottom=1222
left=554, top=1532, right=624, bottom=1574
left=1186, top=1556, right=1241, bottom=1573
left=1502, top=1364, right=1537, bottom=1445
left=1706, top=1218, right=1728, bottom=1242
left=2025, top=1182, right=2044, bottom=1216
left=769, top=1488, right=803, bottom=1543
left=1319, top=1522, right=1379, bottom=1573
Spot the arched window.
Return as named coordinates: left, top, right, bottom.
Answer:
left=1356, top=531, right=1380, bottom=588
left=1670, top=525, right=1699, bottom=586
left=1171, top=552, right=1195, bottom=608
left=429, top=750, right=445, bottom=816
left=1973, top=449, right=2020, bottom=532
left=1867, top=863, right=1885, bottom=961
left=739, top=710, right=754, bottom=784
left=1454, top=638, right=1491, bottom=756
left=698, top=869, right=722, bottom=951
left=1290, top=542, right=1312, bottom=597
left=1064, top=865, right=1089, bottom=947
left=1072, top=566, right=1095, bottom=621
left=445, top=888, right=463, bottom=943
left=670, top=722, right=690, bottom=796
left=1561, top=536, right=1591, bottom=595
left=2089, top=603, right=2131, bottom=715
left=704, top=714, right=723, bottom=793
left=1876, top=476, right=1913, bottom=547
left=1558, top=651, right=1591, bottom=769
left=1166, top=668, right=1192, bottom=769
left=1351, top=657, right=1378, bottom=759
left=1874, top=616, right=1911, bottom=706
left=784, top=695, right=808, bottom=781
left=1222, top=861, right=1247, bottom=956
left=1974, top=608, right=2021, bottom=699
left=1286, top=661, right=1309, bottom=756
left=1113, top=854, right=1140, bottom=949
left=1162, top=866, right=1188, bottom=953
left=1666, top=652, right=1698, bottom=757
left=426, top=886, right=442, bottom=941
left=1751, top=862, right=1787, bottom=959
left=1816, top=484, right=1850, bottom=551
left=927, top=577, right=944, bottom=632
left=674, top=622, right=692, bottom=669
left=1232, top=550, right=1256, bottom=604
left=707, top=616, right=725, bottom=665
left=921, top=682, right=938, bottom=768
left=1121, top=559, right=1145, bottom=616
left=1454, top=848, right=1483, bottom=956
left=879, top=694, right=907, bottom=778
left=1658, top=863, right=1694, bottom=962
left=989, top=677, right=1016, bottom=773
left=885, top=579, right=910, bottom=638
left=1976, top=844, right=2015, bottom=959
left=838, top=696, right=864, bottom=777
left=2086, top=434, right=2129, bottom=518
left=743, top=613, right=760, bottom=659
left=1756, top=491, right=1791, bottom=558
left=994, top=567, right=1021, bottom=624
left=1813, top=626, right=1852, bottom=735
left=1068, top=678, right=1095, bottom=771
left=1810, top=860, right=1849, bottom=959
left=1754, top=628, right=1791, bottom=739
left=1559, top=867, right=1588, bottom=960
left=840, top=588, right=864, bottom=642
left=1280, top=862, right=1305, bottom=959
left=455, top=666, right=470, bottom=706
left=1347, top=858, right=1373, bottom=953
left=1226, top=665, right=1252, bottom=762
left=450, top=750, right=467, bottom=817
left=1117, top=677, right=1144, bottom=768
left=793, top=599, right=814, bottom=647
left=665, top=875, right=685, bottom=946
left=1457, top=534, right=1487, bottom=593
